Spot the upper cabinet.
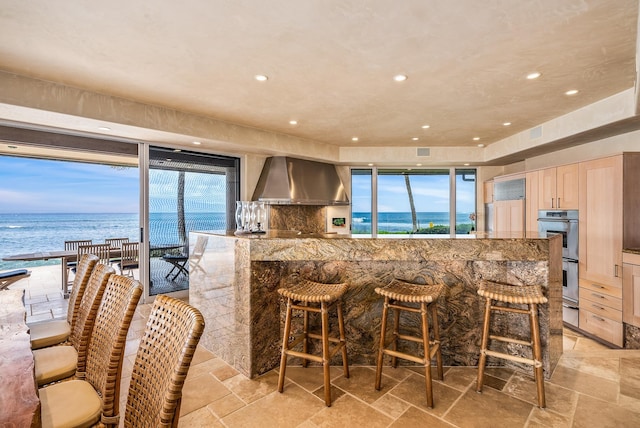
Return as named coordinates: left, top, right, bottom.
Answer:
left=539, top=163, right=579, bottom=210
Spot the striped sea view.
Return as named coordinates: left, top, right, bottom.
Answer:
left=0, top=212, right=226, bottom=271
left=352, top=211, right=475, bottom=234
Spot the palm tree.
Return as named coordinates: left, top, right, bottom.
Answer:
left=404, top=173, right=418, bottom=233
left=177, top=171, right=187, bottom=252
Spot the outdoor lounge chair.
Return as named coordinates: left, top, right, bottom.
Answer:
left=0, top=269, right=31, bottom=290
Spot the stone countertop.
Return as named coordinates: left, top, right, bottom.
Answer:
left=199, top=229, right=548, bottom=240
left=194, top=230, right=559, bottom=263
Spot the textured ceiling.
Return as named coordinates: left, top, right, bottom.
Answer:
left=0, top=0, right=637, bottom=150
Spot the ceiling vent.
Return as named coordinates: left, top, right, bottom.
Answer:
left=416, top=147, right=431, bottom=157
left=530, top=126, right=543, bottom=140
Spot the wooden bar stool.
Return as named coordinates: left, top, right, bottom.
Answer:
left=277, top=279, right=350, bottom=407
left=374, top=279, right=444, bottom=408
left=476, top=280, right=548, bottom=408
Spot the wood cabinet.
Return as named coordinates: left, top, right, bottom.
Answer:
left=623, top=252, right=640, bottom=328
left=579, top=156, right=623, bottom=287
left=539, top=163, right=579, bottom=210
left=493, top=199, right=524, bottom=236
left=578, top=155, right=623, bottom=345
left=525, top=170, right=540, bottom=236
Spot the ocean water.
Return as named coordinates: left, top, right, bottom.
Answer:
left=352, top=211, right=474, bottom=233
left=0, top=212, right=226, bottom=271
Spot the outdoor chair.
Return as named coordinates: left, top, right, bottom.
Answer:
left=189, top=235, right=208, bottom=276
left=63, top=239, right=92, bottom=277
left=117, top=242, right=139, bottom=277
left=76, top=243, right=111, bottom=268
left=39, top=274, right=142, bottom=428
left=0, top=269, right=31, bottom=290
left=28, top=254, right=99, bottom=350
left=124, top=295, right=205, bottom=427
left=104, top=237, right=129, bottom=249
left=32, top=263, right=115, bottom=386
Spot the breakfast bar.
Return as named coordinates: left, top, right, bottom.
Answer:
left=188, top=231, right=562, bottom=379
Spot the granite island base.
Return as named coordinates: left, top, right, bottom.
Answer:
left=188, top=231, right=562, bottom=380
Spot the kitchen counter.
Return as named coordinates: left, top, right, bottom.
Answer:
left=188, top=230, right=563, bottom=379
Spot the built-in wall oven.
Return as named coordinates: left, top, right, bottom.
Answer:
left=538, top=210, right=579, bottom=326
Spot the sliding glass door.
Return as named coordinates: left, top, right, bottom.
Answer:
left=143, top=146, right=239, bottom=300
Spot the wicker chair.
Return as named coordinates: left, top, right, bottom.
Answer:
left=117, top=242, right=139, bottom=277
left=29, top=254, right=99, bottom=350
left=476, top=280, right=548, bottom=408
left=277, top=279, right=350, bottom=407
left=39, top=274, right=142, bottom=428
left=32, top=263, right=115, bottom=386
left=124, top=295, right=205, bottom=427
left=374, top=279, right=445, bottom=408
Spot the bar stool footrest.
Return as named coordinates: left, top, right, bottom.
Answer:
left=482, top=349, right=542, bottom=367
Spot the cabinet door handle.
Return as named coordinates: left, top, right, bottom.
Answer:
left=592, top=315, right=606, bottom=322
left=591, top=304, right=606, bottom=311
left=557, top=198, right=560, bottom=208
left=590, top=293, right=606, bottom=299
left=615, top=264, right=620, bottom=277
left=551, top=198, right=554, bottom=208
left=593, top=284, right=606, bottom=290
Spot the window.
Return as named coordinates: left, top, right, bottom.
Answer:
left=351, top=167, right=476, bottom=236
left=351, top=169, right=373, bottom=234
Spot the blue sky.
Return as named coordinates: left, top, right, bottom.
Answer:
left=0, top=156, right=139, bottom=213
left=0, top=156, right=476, bottom=214
left=352, top=172, right=476, bottom=213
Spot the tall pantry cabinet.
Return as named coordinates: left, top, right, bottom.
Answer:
left=578, top=153, right=640, bottom=346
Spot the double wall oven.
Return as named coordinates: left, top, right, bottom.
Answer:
left=538, top=210, right=579, bottom=326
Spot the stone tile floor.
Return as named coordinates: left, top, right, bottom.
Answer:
left=12, top=265, right=640, bottom=427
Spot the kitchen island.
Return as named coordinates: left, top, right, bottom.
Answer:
left=188, top=231, right=562, bottom=379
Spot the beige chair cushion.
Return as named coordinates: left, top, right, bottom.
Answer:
left=28, top=319, right=71, bottom=350
left=40, top=379, right=101, bottom=428
left=33, top=345, right=78, bottom=386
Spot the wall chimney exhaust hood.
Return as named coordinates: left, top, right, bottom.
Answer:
left=252, top=156, right=349, bottom=205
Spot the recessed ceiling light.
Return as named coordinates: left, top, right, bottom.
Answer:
left=477, top=143, right=485, bottom=148
left=368, top=163, right=374, bottom=166
left=412, top=137, right=419, bottom=141
left=473, top=137, right=480, bottom=141
left=503, top=122, right=511, bottom=126
left=352, top=137, right=359, bottom=142
left=192, top=141, right=201, bottom=145
left=526, top=72, right=541, bottom=80
left=98, top=126, right=111, bottom=131
left=464, top=163, right=470, bottom=166
left=421, top=125, right=430, bottom=129
left=416, top=163, right=422, bottom=166
left=565, top=89, right=579, bottom=96
left=393, top=74, right=408, bottom=82
left=289, top=120, right=298, bottom=125
left=254, top=74, right=268, bottom=81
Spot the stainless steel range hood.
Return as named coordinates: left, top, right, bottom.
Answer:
left=252, top=156, right=349, bottom=205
